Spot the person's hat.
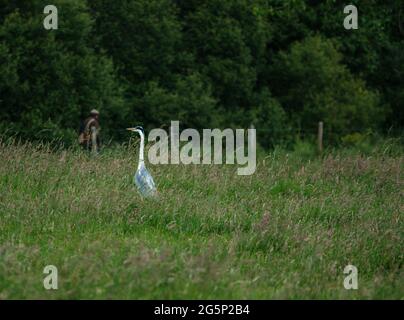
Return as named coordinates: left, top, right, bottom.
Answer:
left=90, top=109, right=99, bottom=115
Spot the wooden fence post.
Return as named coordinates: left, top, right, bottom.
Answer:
left=317, top=121, right=323, bottom=154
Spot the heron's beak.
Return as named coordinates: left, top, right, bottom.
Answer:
left=126, top=128, right=136, bottom=132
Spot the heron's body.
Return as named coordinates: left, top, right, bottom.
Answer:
left=127, top=126, right=157, bottom=198
left=134, top=161, right=157, bottom=197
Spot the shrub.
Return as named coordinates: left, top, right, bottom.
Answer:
left=268, top=36, right=385, bottom=143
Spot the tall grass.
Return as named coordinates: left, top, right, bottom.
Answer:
left=0, top=138, right=402, bottom=299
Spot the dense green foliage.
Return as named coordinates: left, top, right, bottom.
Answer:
left=0, top=0, right=402, bottom=147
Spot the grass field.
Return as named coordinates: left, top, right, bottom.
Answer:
left=0, top=138, right=403, bottom=299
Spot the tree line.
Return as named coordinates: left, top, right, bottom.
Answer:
left=0, top=0, right=402, bottom=148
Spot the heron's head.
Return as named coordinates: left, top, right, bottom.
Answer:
left=126, top=126, right=144, bottom=135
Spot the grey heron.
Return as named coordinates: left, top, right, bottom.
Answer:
left=126, top=126, right=157, bottom=197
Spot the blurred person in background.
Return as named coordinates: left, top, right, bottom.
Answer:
left=78, top=109, right=101, bottom=153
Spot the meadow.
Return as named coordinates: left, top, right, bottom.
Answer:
left=0, top=138, right=402, bottom=299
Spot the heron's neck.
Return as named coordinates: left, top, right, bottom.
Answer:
left=138, top=131, right=145, bottom=166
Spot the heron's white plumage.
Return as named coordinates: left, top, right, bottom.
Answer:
left=127, top=127, right=157, bottom=197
